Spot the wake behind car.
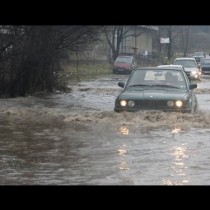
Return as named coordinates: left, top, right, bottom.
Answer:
left=114, top=67, right=198, bottom=113
left=174, top=57, right=201, bottom=80
left=113, top=55, right=137, bottom=74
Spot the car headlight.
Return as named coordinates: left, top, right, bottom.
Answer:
left=191, top=71, right=197, bottom=75
left=119, top=100, right=135, bottom=107
left=175, top=100, right=183, bottom=107
left=128, top=100, right=135, bottom=107
left=120, top=100, right=127, bottom=106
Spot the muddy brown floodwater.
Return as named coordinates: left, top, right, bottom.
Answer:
left=1, top=74, right=210, bottom=185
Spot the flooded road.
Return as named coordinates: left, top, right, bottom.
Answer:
left=1, top=74, right=210, bottom=185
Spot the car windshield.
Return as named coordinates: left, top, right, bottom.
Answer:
left=115, top=56, right=132, bottom=63
left=174, top=60, right=197, bottom=68
left=126, top=69, right=187, bottom=90
left=194, top=52, right=204, bottom=56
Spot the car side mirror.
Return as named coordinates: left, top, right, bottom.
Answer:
left=118, top=81, right=125, bottom=88
left=189, top=84, right=197, bottom=89
left=197, top=64, right=201, bottom=69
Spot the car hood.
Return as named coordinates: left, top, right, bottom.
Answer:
left=184, top=67, right=199, bottom=72
left=114, top=62, right=131, bottom=68
left=118, top=89, right=189, bottom=100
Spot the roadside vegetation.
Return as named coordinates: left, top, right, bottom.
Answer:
left=64, top=63, right=112, bottom=81
left=0, top=25, right=103, bottom=97
left=52, top=63, right=112, bottom=92
left=1, top=25, right=210, bottom=98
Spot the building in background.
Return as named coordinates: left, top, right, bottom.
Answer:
left=68, top=26, right=159, bottom=63
left=120, top=26, right=159, bottom=56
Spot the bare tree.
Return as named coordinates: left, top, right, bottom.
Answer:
left=159, top=26, right=183, bottom=60
left=0, top=25, right=102, bottom=97
left=103, top=25, right=145, bottom=62
left=180, top=26, right=191, bottom=57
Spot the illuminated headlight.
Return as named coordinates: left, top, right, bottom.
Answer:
left=191, top=71, right=197, bottom=75
left=175, top=100, right=183, bottom=107
left=128, top=100, right=135, bottom=107
left=167, top=101, right=174, bottom=107
left=120, top=100, right=127, bottom=106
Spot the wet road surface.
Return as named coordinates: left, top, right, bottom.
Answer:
left=1, top=74, right=210, bottom=185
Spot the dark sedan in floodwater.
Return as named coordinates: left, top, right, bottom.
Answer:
left=200, top=58, right=210, bottom=75
left=114, top=67, right=198, bottom=113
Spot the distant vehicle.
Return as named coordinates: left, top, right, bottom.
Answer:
left=114, top=67, right=198, bottom=113
left=157, top=64, right=185, bottom=70
left=113, top=55, right=137, bottom=74
left=174, top=57, right=201, bottom=80
left=157, top=64, right=190, bottom=79
left=200, top=58, right=210, bottom=75
left=193, top=52, right=206, bottom=64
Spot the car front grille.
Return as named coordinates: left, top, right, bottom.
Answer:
left=115, top=99, right=190, bottom=113
left=134, top=100, right=172, bottom=109
left=130, top=99, right=187, bottom=110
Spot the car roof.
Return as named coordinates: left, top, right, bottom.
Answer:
left=117, top=55, right=134, bottom=58
left=134, top=67, right=187, bottom=77
left=135, top=67, right=185, bottom=72
left=175, top=57, right=196, bottom=60
left=201, top=57, right=210, bottom=60
left=157, top=64, right=184, bottom=69
left=194, top=51, right=204, bottom=53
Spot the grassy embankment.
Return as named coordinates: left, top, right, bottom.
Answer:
left=63, top=63, right=113, bottom=81
left=54, top=60, right=161, bottom=92
left=62, top=59, right=160, bottom=82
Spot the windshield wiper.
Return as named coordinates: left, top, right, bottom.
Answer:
left=152, top=84, right=179, bottom=89
left=128, top=84, right=152, bottom=87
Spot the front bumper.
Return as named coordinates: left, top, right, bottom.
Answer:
left=113, top=68, right=132, bottom=74
left=114, top=107, right=192, bottom=113
left=186, top=72, right=201, bottom=80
